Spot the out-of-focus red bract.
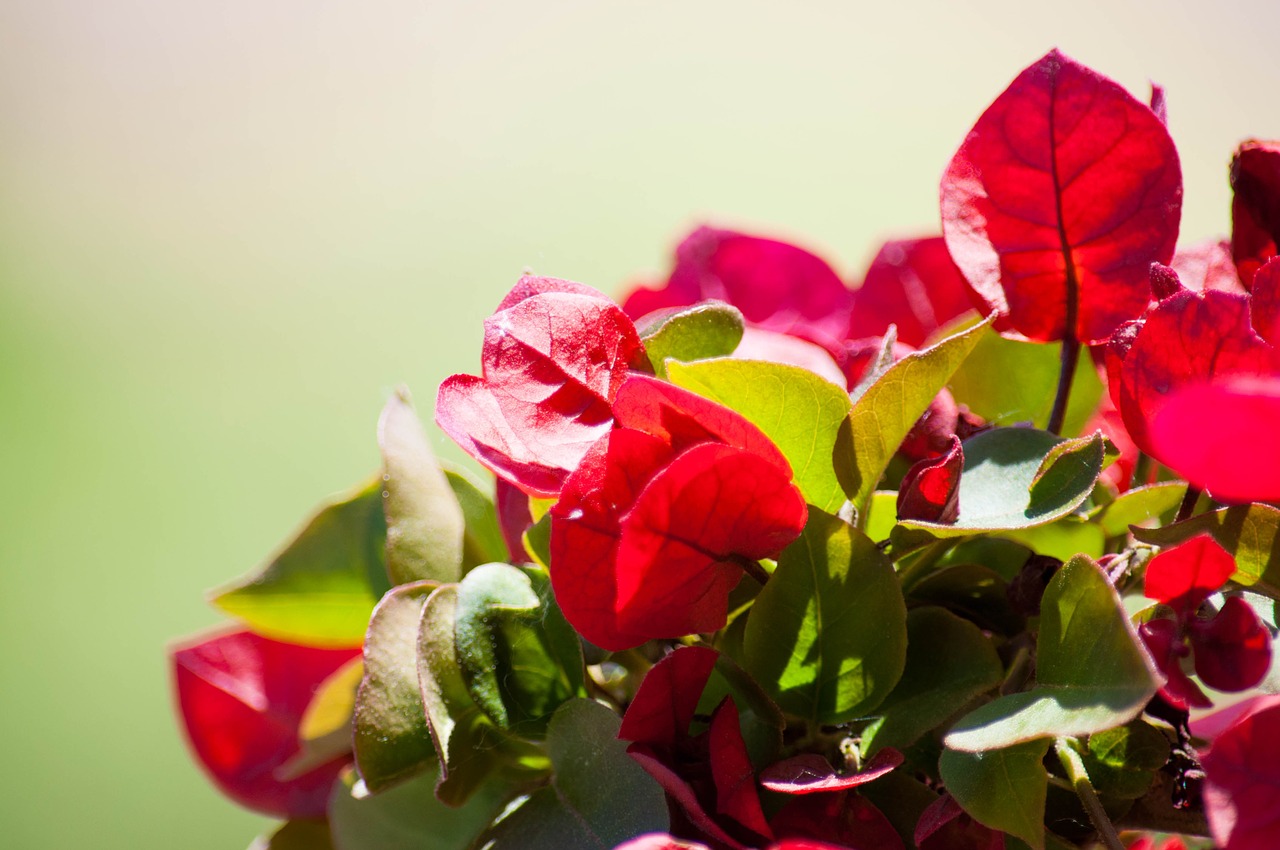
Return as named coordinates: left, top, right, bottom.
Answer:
left=770, top=790, right=904, bottom=850
left=1231, top=140, right=1280, bottom=288
left=1172, top=238, right=1245, bottom=295
left=941, top=49, right=1182, bottom=344
left=436, top=276, right=646, bottom=497
left=171, top=628, right=360, bottom=818
left=848, top=237, right=975, bottom=347
left=1201, top=700, right=1280, bottom=849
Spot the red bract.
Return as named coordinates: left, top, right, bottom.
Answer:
left=171, top=629, right=359, bottom=818
left=760, top=750, right=903, bottom=796
left=619, top=647, right=773, bottom=849
left=550, top=375, right=806, bottom=650
left=1249, top=256, right=1280, bottom=345
left=1138, top=535, right=1271, bottom=707
left=914, top=795, right=1005, bottom=850
left=734, top=327, right=848, bottom=387
left=1201, top=700, right=1280, bottom=849
left=896, top=436, right=962, bottom=524
left=1108, top=268, right=1277, bottom=463
left=847, top=236, right=974, bottom=348
left=941, top=49, right=1182, bottom=345
left=1172, top=238, right=1245, bottom=295
left=436, top=276, right=647, bottom=497
left=1149, top=375, right=1280, bottom=503
left=622, top=226, right=854, bottom=350
left=769, top=791, right=903, bottom=850
left=1231, top=140, right=1280, bottom=288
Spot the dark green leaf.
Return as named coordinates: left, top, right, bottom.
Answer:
left=478, top=700, right=669, bottom=849
left=862, top=607, right=1003, bottom=754
left=211, top=479, right=389, bottom=647
left=1078, top=721, right=1170, bottom=800
left=907, top=565, right=1024, bottom=635
left=844, top=317, right=990, bottom=515
left=945, top=555, right=1160, bottom=751
left=743, top=509, right=907, bottom=724
left=378, top=388, right=465, bottom=585
left=636, top=301, right=745, bottom=378
left=354, top=581, right=439, bottom=793
left=666, top=357, right=852, bottom=512
left=1087, top=482, right=1185, bottom=540
left=328, top=765, right=511, bottom=850
left=442, top=465, right=508, bottom=569
left=248, top=820, right=333, bottom=850
left=454, top=563, right=581, bottom=738
left=896, top=428, right=1105, bottom=538
left=1132, top=502, right=1280, bottom=596
left=940, top=739, right=1051, bottom=850
left=948, top=324, right=1103, bottom=436
left=417, top=585, right=550, bottom=806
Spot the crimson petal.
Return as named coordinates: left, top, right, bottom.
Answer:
left=171, top=629, right=359, bottom=818
left=849, top=236, right=975, bottom=348
left=709, top=698, right=772, bottom=840
left=941, top=49, right=1182, bottom=344
left=1190, top=596, right=1274, bottom=693
left=896, top=436, right=963, bottom=524
left=618, top=646, right=719, bottom=747
left=761, top=749, right=904, bottom=795
left=1231, top=140, right=1280, bottom=288
left=1201, top=700, right=1280, bottom=849
left=1143, top=534, right=1236, bottom=617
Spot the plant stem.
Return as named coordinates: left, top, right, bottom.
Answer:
left=895, top=538, right=956, bottom=593
left=1132, top=451, right=1153, bottom=488
left=733, top=554, right=771, bottom=586
left=1175, top=485, right=1202, bottom=522
left=1054, top=737, right=1125, bottom=850
left=1046, top=336, right=1080, bottom=436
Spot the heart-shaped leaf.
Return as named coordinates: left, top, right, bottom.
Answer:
left=845, top=317, right=990, bottom=515
left=743, top=510, right=906, bottom=724
left=211, top=480, right=389, bottom=647
left=945, top=555, right=1160, bottom=751
left=1076, top=721, right=1169, bottom=800
left=940, top=739, right=1051, bottom=850
left=636, top=301, right=745, bottom=378
left=666, top=358, right=853, bottom=512
left=941, top=49, right=1181, bottom=344
left=353, top=581, right=439, bottom=793
left=861, top=607, right=1003, bottom=755
left=896, top=428, right=1105, bottom=538
left=378, top=389, right=464, bottom=585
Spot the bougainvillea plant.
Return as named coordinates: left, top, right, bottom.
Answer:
left=171, top=49, right=1280, bottom=850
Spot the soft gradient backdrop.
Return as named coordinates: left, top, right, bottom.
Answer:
left=2, top=1, right=1278, bottom=846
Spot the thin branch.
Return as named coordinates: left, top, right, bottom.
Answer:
left=1054, top=737, right=1125, bottom=850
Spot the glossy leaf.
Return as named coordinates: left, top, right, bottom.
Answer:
left=211, top=480, right=389, bottom=647
left=478, top=699, right=670, bottom=849
left=353, top=581, right=438, bottom=793
left=1231, top=140, right=1280, bottom=287
left=744, top=510, right=906, bottom=724
left=172, top=628, right=360, bottom=818
left=1085, top=482, right=1184, bottom=538
left=637, top=301, right=745, bottom=378
left=941, top=49, right=1181, bottom=344
left=848, top=236, right=975, bottom=348
left=454, top=563, right=581, bottom=737
left=939, top=739, right=1050, bottom=850
left=436, top=278, right=645, bottom=497
left=1201, top=699, right=1280, bottom=850
left=861, top=607, right=1003, bottom=754
left=1133, top=502, right=1280, bottom=596
left=946, top=324, right=1103, bottom=435
left=896, top=429, right=1105, bottom=538
left=945, top=555, right=1160, bottom=751
left=666, top=357, right=853, bottom=512
left=442, top=466, right=508, bottom=569
left=328, top=765, right=511, bottom=850
left=844, top=317, right=989, bottom=514
left=378, top=389, right=464, bottom=585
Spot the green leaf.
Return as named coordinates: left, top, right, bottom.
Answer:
left=416, top=585, right=550, bottom=806
left=328, top=765, right=511, bottom=850
left=477, top=700, right=669, bottom=849
left=948, top=323, right=1103, bottom=436
left=940, top=739, right=1051, bottom=850
left=1132, top=502, right=1280, bottom=595
left=278, top=656, right=362, bottom=780
left=442, top=465, right=508, bottom=569
left=907, top=565, right=1025, bottom=635
left=845, top=317, right=991, bottom=515
left=895, top=428, right=1105, bottom=539
left=454, top=563, right=582, bottom=738
left=1000, top=517, right=1106, bottom=561
left=862, top=607, right=1003, bottom=754
left=353, top=581, right=439, bottom=793
left=636, top=301, right=745, bottom=378
left=521, top=563, right=586, bottom=701
left=945, top=555, right=1160, bottom=752
left=1077, top=721, right=1170, bottom=800
left=1087, top=482, right=1185, bottom=539
left=378, top=388, right=465, bottom=585
left=864, top=490, right=899, bottom=544
left=248, top=820, right=333, bottom=850
left=666, top=357, right=852, bottom=513
left=743, top=509, right=907, bottom=724
left=211, top=479, right=390, bottom=647
left=522, top=514, right=551, bottom=570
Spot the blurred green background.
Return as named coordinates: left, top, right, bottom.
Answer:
left=2, top=1, right=1279, bottom=846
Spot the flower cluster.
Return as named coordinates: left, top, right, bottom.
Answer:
left=170, top=49, right=1280, bottom=850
